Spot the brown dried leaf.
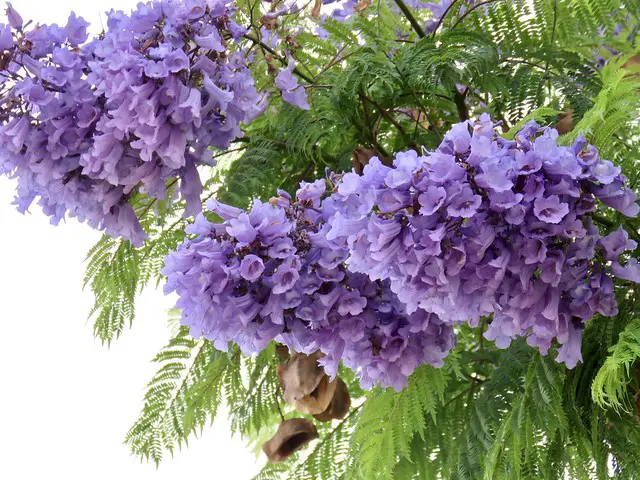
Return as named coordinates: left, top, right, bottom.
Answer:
left=277, top=351, right=337, bottom=414
left=260, top=15, right=278, bottom=30
left=275, top=343, right=290, bottom=360
left=351, top=147, right=378, bottom=174
left=355, top=0, right=371, bottom=13
left=623, top=53, right=640, bottom=78
left=285, top=35, right=301, bottom=49
left=266, top=54, right=278, bottom=74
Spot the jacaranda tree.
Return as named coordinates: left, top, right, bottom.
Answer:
left=1, top=0, right=640, bottom=478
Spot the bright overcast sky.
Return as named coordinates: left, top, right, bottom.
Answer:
left=0, top=1, right=262, bottom=478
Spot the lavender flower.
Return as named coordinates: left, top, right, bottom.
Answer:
left=275, top=58, right=310, bottom=110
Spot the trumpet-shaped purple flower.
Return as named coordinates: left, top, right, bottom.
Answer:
left=5, top=3, right=22, bottom=28
left=275, top=58, right=310, bottom=110
left=533, top=195, right=569, bottom=224
left=591, top=180, right=640, bottom=217
left=337, top=290, right=368, bottom=316
left=227, top=214, right=258, bottom=243
left=611, top=258, right=640, bottom=283
left=240, top=255, right=266, bottom=282
left=418, top=186, right=447, bottom=215
left=0, top=23, right=12, bottom=49
left=447, top=187, right=482, bottom=218
left=599, top=227, right=637, bottom=260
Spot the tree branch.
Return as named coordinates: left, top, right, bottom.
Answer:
left=453, top=89, right=470, bottom=122
left=431, top=0, right=459, bottom=36
left=392, top=0, right=426, bottom=38
left=362, top=94, right=421, bottom=150
left=244, top=34, right=315, bottom=83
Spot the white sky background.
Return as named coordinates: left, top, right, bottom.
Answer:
left=0, top=1, right=262, bottom=478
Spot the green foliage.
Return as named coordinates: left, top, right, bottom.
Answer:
left=346, top=366, right=448, bottom=479
left=84, top=236, right=138, bottom=343
left=125, top=327, right=232, bottom=464
left=593, top=319, right=640, bottom=412
left=560, top=57, right=640, bottom=158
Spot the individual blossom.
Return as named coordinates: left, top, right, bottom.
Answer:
left=240, top=255, right=266, bottom=281
left=533, top=195, right=570, bottom=224
left=275, top=57, right=310, bottom=109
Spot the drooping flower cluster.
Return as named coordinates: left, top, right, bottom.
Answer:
left=323, top=115, right=639, bottom=368
left=162, top=181, right=455, bottom=390
left=0, top=1, right=263, bottom=245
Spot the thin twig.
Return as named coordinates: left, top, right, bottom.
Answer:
left=451, top=0, right=503, bottom=30
left=295, top=161, right=316, bottom=185
left=312, top=47, right=362, bottom=81
left=244, top=34, right=314, bottom=83
left=359, top=92, right=390, bottom=157
left=313, top=45, right=347, bottom=81
left=363, top=94, right=420, bottom=150
left=543, top=0, right=558, bottom=95
left=212, top=146, right=247, bottom=159
left=431, top=0, right=459, bottom=36
left=444, top=382, right=482, bottom=408
left=274, top=390, right=285, bottom=422
left=453, top=89, right=470, bottom=122
left=138, top=178, right=180, bottom=218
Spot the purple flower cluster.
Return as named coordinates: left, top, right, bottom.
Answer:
left=324, top=115, right=639, bottom=368
left=0, top=1, right=263, bottom=245
left=162, top=181, right=455, bottom=390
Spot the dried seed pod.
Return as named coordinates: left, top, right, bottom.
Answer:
left=556, top=108, right=574, bottom=134
left=313, top=377, right=351, bottom=422
left=277, top=351, right=336, bottom=414
left=293, top=374, right=337, bottom=415
left=355, top=0, right=372, bottom=12
left=262, top=418, right=319, bottom=463
left=311, top=0, right=322, bottom=18
left=623, top=53, right=640, bottom=77
left=277, top=351, right=326, bottom=403
left=275, top=343, right=290, bottom=361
